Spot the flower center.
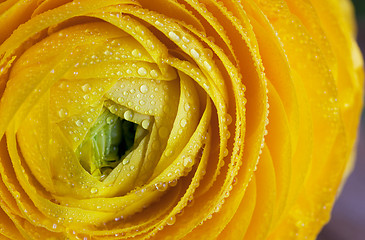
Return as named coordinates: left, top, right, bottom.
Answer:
left=76, top=108, right=138, bottom=181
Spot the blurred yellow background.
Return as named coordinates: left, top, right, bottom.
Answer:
left=318, top=1, right=365, bottom=239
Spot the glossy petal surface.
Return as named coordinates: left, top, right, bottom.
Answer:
left=0, top=0, right=363, bottom=239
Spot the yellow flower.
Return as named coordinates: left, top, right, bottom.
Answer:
left=0, top=0, right=363, bottom=239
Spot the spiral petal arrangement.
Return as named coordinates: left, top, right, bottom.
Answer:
left=0, top=0, right=363, bottom=239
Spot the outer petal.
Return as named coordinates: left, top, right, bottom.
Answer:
left=0, top=0, right=362, bottom=239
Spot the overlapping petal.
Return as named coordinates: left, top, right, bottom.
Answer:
left=0, top=0, right=363, bottom=239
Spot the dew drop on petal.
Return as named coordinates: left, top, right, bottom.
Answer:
left=183, top=156, right=193, bottom=167
left=158, top=127, right=169, bottom=138
left=168, top=31, right=181, bottom=42
left=180, top=119, right=187, bottom=128
left=203, top=61, right=212, bottom=71
left=131, top=49, right=141, bottom=57
left=190, top=48, right=200, bottom=59
left=166, top=216, right=176, bottom=226
left=203, top=48, right=214, bottom=58
left=223, top=148, right=229, bottom=157
left=58, top=108, right=68, bottom=118
left=155, top=182, right=168, bottom=191
left=138, top=67, right=147, bottom=76
left=226, top=114, right=233, bottom=125
left=124, top=110, right=133, bottom=121
left=182, top=35, right=190, bottom=43
left=75, top=120, right=84, bottom=127
left=150, top=69, right=159, bottom=78
left=141, top=119, right=150, bottom=129
left=184, top=103, right=191, bottom=111
left=122, top=158, right=130, bottom=165
left=106, top=116, right=114, bottom=124
left=109, top=105, right=118, bottom=114
left=81, top=83, right=91, bottom=92
left=140, top=85, right=149, bottom=93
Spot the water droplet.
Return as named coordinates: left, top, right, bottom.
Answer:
left=204, top=48, right=214, bottom=58
left=203, top=61, right=212, bottom=71
left=182, top=36, right=190, bottom=43
left=226, top=130, right=231, bottom=139
left=165, top=148, right=173, bottom=157
left=190, top=48, right=200, bottom=59
left=226, top=114, right=232, bottom=125
left=224, top=191, right=230, bottom=198
left=122, top=158, right=130, bottom=165
left=124, top=110, right=133, bottom=121
left=146, top=39, right=154, bottom=49
left=223, top=148, right=228, bottom=157
left=58, top=82, right=65, bottom=89
left=168, top=31, right=181, bottom=42
left=158, top=127, right=169, bottom=138
left=75, top=120, right=84, bottom=127
left=140, top=85, right=149, bottom=93
left=184, top=103, right=191, bottom=111
left=131, top=49, right=141, bottom=57
left=155, top=20, right=164, bottom=27
left=58, top=108, right=68, bottom=118
left=155, top=182, right=168, bottom=191
left=180, top=119, right=187, bottom=128
left=109, top=105, right=118, bottom=114
left=141, top=119, right=150, bottom=129
left=138, top=67, right=147, bottom=76
left=106, top=116, right=114, bottom=124
left=81, top=84, right=91, bottom=92
left=183, top=156, right=193, bottom=167
left=90, top=188, right=98, bottom=194
left=150, top=69, right=158, bottom=78
left=168, top=179, right=177, bottom=187
left=166, top=215, right=176, bottom=225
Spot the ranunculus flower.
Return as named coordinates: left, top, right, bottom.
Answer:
left=0, top=0, right=363, bottom=239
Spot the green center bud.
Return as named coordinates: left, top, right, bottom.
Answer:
left=76, top=108, right=137, bottom=181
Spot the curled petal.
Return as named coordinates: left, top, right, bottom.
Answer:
left=0, top=0, right=363, bottom=239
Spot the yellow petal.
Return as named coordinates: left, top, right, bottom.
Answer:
left=0, top=0, right=362, bottom=239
